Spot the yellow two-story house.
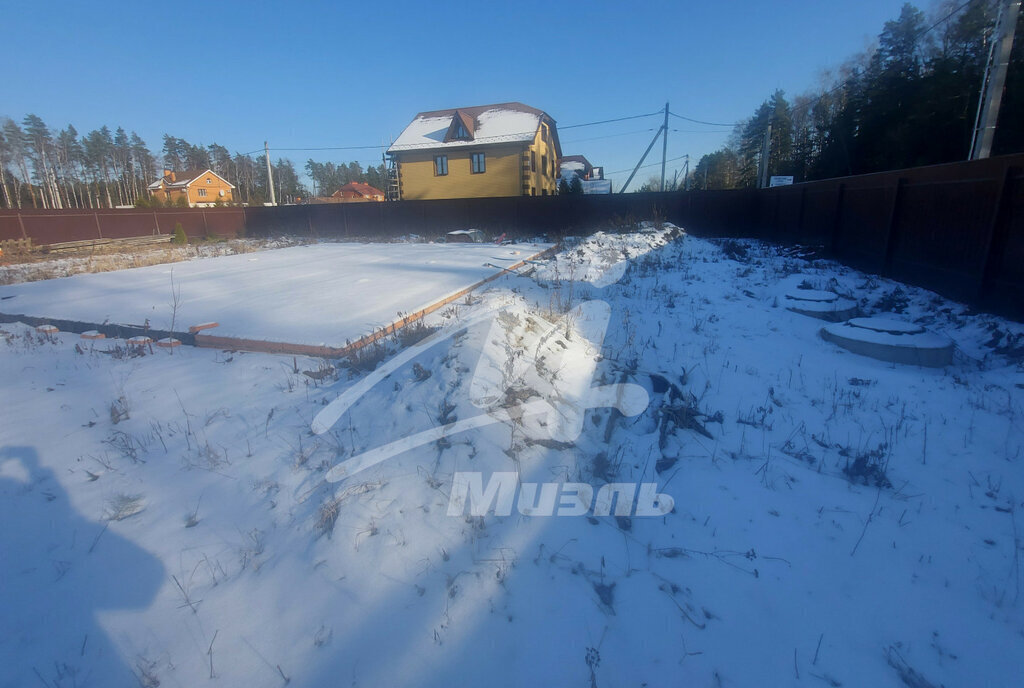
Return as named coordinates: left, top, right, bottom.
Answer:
left=386, top=102, right=561, bottom=200
left=147, top=169, right=235, bottom=207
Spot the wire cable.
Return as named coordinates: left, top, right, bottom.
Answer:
left=668, top=111, right=740, bottom=127
left=240, top=110, right=666, bottom=156
left=559, top=110, right=663, bottom=129
left=788, top=0, right=979, bottom=116
left=563, top=128, right=657, bottom=144
left=607, top=154, right=690, bottom=176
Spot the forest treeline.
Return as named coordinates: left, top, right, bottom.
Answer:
left=693, top=1, right=1024, bottom=189
left=0, top=123, right=386, bottom=209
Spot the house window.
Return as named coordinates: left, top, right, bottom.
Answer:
left=531, top=151, right=536, bottom=172
left=197, top=188, right=208, bottom=197
left=542, top=155, right=547, bottom=177
left=206, top=178, right=212, bottom=184
left=434, top=155, right=448, bottom=176
left=471, top=152, right=486, bottom=174
left=455, top=123, right=468, bottom=138
left=542, top=189, right=548, bottom=196
left=531, top=187, right=536, bottom=196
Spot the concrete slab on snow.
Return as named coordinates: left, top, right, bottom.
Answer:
left=0, top=242, right=551, bottom=348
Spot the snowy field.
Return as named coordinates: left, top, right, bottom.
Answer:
left=1, top=226, right=1023, bottom=687
left=0, top=241, right=549, bottom=346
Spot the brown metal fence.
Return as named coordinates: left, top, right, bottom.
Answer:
left=724, top=154, right=1024, bottom=318
left=0, top=207, right=245, bottom=245
left=241, top=192, right=688, bottom=241
left=1, top=153, right=1021, bottom=318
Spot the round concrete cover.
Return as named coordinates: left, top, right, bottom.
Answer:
left=785, top=289, right=839, bottom=303
left=785, top=290, right=858, bottom=322
left=821, top=316, right=954, bottom=367
left=846, top=317, right=924, bottom=335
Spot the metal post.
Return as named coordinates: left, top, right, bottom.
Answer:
left=660, top=102, right=669, bottom=192
left=264, top=141, right=277, bottom=206
left=970, top=0, right=1021, bottom=160
left=758, top=124, right=773, bottom=188
left=882, top=177, right=906, bottom=276
left=977, top=164, right=1017, bottom=299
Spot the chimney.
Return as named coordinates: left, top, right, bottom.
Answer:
left=163, top=169, right=174, bottom=182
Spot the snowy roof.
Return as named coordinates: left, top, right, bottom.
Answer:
left=558, top=155, right=594, bottom=180
left=387, top=102, right=558, bottom=153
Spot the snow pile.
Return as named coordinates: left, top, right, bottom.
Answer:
left=534, top=224, right=681, bottom=287
left=1, top=229, right=1023, bottom=687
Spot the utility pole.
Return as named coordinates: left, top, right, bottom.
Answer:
left=682, top=155, right=690, bottom=191
left=660, top=102, right=669, bottom=192
left=970, top=0, right=1021, bottom=160
left=757, top=124, right=772, bottom=188
left=619, top=126, right=664, bottom=193
left=264, top=140, right=277, bottom=206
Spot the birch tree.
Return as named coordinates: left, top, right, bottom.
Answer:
left=3, top=119, right=35, bottom=207
left=0, top=127, right=14, bottom=208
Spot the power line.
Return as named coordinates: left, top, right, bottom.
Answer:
left=789, top=0, right=979, bottom=117
left=668, top=111, right=740, bottom=127
left=558, top=110, right=663, bottom=129
left=563, top=128, right=657, bottom=144
left=670, top=127, right=733, bottom=134
left=239, top=110, right=666, bottom=157
left=608, top=154, right=690, bottom=176
left=920, top=0, right=978, bottom=38
left=267, top=145, right=387, bottom=151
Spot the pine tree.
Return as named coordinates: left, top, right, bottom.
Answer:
left=172, top=222, right=187, bottom=244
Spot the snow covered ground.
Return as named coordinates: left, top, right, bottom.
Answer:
left=1, top=226, right=1022, bottom=687
left=0, top=238, right=301, bottom=286
left=0, top=241, right=549, bottom=346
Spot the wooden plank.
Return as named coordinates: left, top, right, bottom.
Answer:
left=45, top=234, right=172, bottom=252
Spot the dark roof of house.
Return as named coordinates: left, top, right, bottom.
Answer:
left=333, top=182, right=385, bottom=197
left=560, top=155, right=592, bottom=167
left=415, top=101, right=548, bottom=120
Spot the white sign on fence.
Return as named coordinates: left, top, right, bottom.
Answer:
left=769, top=176, right=794, bottom=187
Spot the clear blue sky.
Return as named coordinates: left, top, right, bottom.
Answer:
left=3, top=0, right=919, bottom=190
